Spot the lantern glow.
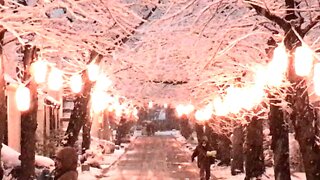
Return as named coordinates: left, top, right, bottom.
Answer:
left=96, top=75, right=112, bottom=91
left=16, top=85, right=31, bottom=111
left=70, top=74, right=82, bottom=93
left=294, top=46, right=313, bottom=77
left=48, top=68, right=63, bottom=91
left=270, top=44, right=288, bottom=75
left=148, top=101, right=153, bottom=109
left=32, top=60, right=48, bottom=84
left=87, top=64, right=99, bottom=81
left=213, top=97, right=228, bottom=116
left=91, top=91, right=108, bottom=113
left=313, top=63, right=320, bottom=96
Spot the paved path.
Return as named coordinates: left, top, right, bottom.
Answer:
left=103, top=135, right=213, bottom=180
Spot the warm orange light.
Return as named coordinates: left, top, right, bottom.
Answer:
left=271, top=44, right=288, bottom=75
left=91, top=91, right=107, bottom=113
left=224, top=87, right=243, bottom=114
left=32, top=60, right=48, bottom=84
left=48, top=68, right=63, bottom=91
left=295, top=46, right=313, bottom=77
left=115, top=106, right=123, bottom=117
left=148, top=101, right=153, bottom=109
left=95, top=75, right=112, bottom=91
left=133, top=108, right=138, bottom=118
left=176, top=104, right=194, bottom=117
left=176, top=104, right=184, bottom=117
left=87, top=64, right=99, bottom=81
left=16, top=85, right=30, bottom=111
left=313, top=63, right=320, bottom=96
left=213, top=96, right=228, bottom=116
left=70, top=74, right=82, bottom=93
left=195, top=104, right=212, bottom=122
left=186, top=104, right=195, bottom=114
left=242, top=86, right=264, bottom=110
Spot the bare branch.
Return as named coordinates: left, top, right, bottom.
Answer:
left=244, top=0, right=291, bottom=32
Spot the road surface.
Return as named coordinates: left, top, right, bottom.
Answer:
left=103, top=134, right=212, bottom=180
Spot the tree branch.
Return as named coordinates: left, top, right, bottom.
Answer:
left=302, top=15, right=320, bottom=36
left=245, top=1, right=291, bottom=32
left=285, top=0, right=299, bottom=21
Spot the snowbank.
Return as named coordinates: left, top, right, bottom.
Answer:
left=1, top=144, right=54, bottom=168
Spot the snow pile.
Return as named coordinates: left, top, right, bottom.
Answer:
left=211, top=165, right=306, bottom=180
left=1, top=144, right=54, bottom=168
left=78, top=132, right=137, bottom=179
left=78, top=146, right=126, bottom=179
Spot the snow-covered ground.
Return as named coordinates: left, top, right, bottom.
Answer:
left=165, top=130, right=307, bottom=180
left=78, top=130, right=141, bottom=179
left=1, top=130, right=307, bottom=179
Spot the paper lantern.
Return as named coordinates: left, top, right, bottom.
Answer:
left=87, top=64, right=99, bottom=81
left=32, top=60, right=48, bottom=84
left=16, top=85, right=30, bottom=111
left=48, top=68, right=63, bottom=91
left=70, top=74, right=82, bottom=93
left=295, top=46, right=313, bottom=76
left=313, top=63, right=320, bottom=96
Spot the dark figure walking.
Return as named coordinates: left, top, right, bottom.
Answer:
left=191, top=136, right=216, bottom=180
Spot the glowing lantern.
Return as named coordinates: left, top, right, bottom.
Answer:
left=148, top=101, right=153, bottom=109
left=195, top=106, right=212, bottom=122
left=176, top=104, right=184, bottom=117
left=70, top=74, right=82, bottom=93
left=195, top=110, right=204, bottom=121
left=242, top=86, right=264, bottom=110
left=294, top=46, right=313, bottom=77
left=91, top=91, right=107, bottom=113
left=133, top=108, right=138, bottom=117
left=48, top=68, right=63, bottom=91
left=270, top=44, right=288, bottom=75
left=15, top=85, right=30, bottom=111
left=186, top=104, right=195, bottom=114
left=115, top=106, right=123, bottom=117
left=224, top=87, right=243, bottom=114
left=164, top=103, right=168, bottom=108
left=32, top=60, right=48, bottom=84
left=213, top=96, right=228, bottom=116
left=87, top=64, right=99, bottom=81
left=313, top=63, right=320, bottom=96
left=96, top=75, right=112, bottom=91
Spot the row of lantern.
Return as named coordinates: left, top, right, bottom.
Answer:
left=15, top=43, right=319, bottom=121
left=175, top=43, right=319, bottom=122
left=15, top=60, right=101, bottom=111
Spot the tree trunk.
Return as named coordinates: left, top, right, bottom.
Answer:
left=19, top=45, right=38, bottom=180
left=244, top=116, right=264, bottom=179
left=179, top=115, right=192, bottom=139
left=284, top=31, right=320, bottom=180
left=288, top=79, right=320, bottom=180
left=269, top=96, right=291, bottom=180
left=63, top=74, right=92, bottom=147
left=0, top=27, right=6, bottom=180
left=231, top=125, right=244, bottom=175
left=81, top=118, right=92, bottom=154
left=194, top=123, right=204, bottom=142
left=63, top=52, right=102, bottom=150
